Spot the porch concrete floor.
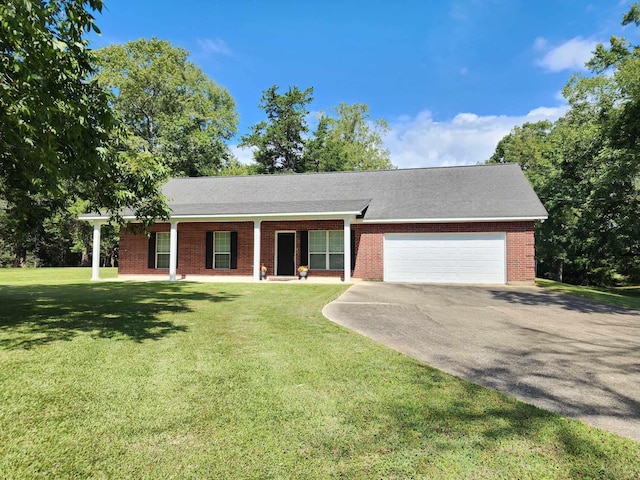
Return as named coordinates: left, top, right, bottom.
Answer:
left=104, top=274, right=355, bottom=284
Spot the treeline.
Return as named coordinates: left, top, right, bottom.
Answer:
left=0, top=3, right=393, bottom=268
left=4, top=1, right=638, bottom=286
left=487, top=5, right=640, bottom=285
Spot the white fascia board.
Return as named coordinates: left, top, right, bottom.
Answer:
left=170, top=211, right=362, bottom=221
left=359, top=215, right=548, bottom=224
left=79, top=216, right=109, bottom=223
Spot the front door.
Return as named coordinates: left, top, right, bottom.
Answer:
left=276, top=232, right=296, bottom=276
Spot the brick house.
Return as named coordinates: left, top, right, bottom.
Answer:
left=82, top=164, right=548, bottom=284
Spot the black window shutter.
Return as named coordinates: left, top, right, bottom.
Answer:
left=176, top=232, right=179, bottom=269
left=230, top=232, right=238, bottom=269
left=148, top=232, right=156, bottom=269
left=350, top=230, right=357, bottom=271
left=205, top=231, right=213, bottom=269
left=299, top=231, right=308, bottom=266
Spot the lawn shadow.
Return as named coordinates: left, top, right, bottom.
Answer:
left=382, top=367, right=639, bottom=478
left=0, top=282, right=237, bottom=349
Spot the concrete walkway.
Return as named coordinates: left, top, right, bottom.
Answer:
left=323, top=282, right=640, bottom=442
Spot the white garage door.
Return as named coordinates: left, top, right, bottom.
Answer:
left=384, top=233, right=506, bottom=284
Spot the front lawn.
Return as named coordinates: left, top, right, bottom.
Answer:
left=1, top=269, right=638, bottom=478
left=537, top=278, right=640, bottom=309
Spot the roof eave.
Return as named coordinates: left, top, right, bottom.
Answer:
left=80, top=210, right=364, bottom=222
left=359, top=215, right=548, bottom=223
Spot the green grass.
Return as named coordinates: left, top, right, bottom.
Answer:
left=0, top=268, right=638, bottom=479
left=537, top=278, right=640, bottom=309
left=0, top=266, right=118, bottom=284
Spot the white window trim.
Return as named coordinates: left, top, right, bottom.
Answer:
left=156, top=232, right=170, bottom=269
left=214, top=231, right=231, bottom=270
left=309, top=230, right=344, bottom=271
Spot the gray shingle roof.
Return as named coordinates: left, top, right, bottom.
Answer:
left=82, top=164, right=548, bottom=221
left=159, top=163, right=547, bottom=221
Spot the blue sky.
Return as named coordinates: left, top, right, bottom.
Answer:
left=90, top=0, right=639, bottom=168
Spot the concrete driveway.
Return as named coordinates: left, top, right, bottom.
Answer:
left=322, top=282, right=640, bottom=442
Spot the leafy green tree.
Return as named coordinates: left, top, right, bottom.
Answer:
left=304, top=103, right=394, bottom=172
left=0, top=0, right=169, bottom=266
left=94, top=38, right=238, bottom=177
left=218, top=159, right=259, bottom=176
left=303, top=116, right=344, bottom=172
left=488, top=3, right=640, bottom=285
left=240, top=85, right=313, bottom=173
left=560, top=45, right=640, bottom=283
left=489, top=121, right=556, bottom=191
left=487, top=121, right=570, bottom=281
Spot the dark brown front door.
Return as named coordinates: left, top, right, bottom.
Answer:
left=276, top=232, right=295, bottom=276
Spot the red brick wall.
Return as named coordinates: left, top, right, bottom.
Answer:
left=119, top=220, right=536, bottom=282
left=351, top=221, right=536, bottom=282
left=119, top=222, right=255, bottom=276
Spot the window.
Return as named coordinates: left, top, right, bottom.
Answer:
left=309, top=230, right=344, bottom=270
left=214, top=231, right=231, bottom=269
left=156, top=232, right=170, bottom=269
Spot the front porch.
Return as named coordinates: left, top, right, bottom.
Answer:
left=90, top=216, right=355, bottom=283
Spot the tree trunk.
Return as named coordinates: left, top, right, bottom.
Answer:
left=557, top=260, right=563, bottom=283
left=80, top=249, right=90, bottom=267
left=12, top=246, right=26, bottom=268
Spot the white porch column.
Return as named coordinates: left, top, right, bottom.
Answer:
left=343, top=218, right=351, bottom=283
left=253, top=220, right=261, bottom=282
left=169, top=220, right=178, bottom=281
left=91, top=221, right=102, bottom=281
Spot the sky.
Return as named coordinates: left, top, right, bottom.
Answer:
left=89, top=0, right=639, bottom=169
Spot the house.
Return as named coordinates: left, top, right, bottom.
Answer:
left=82, top=164, right=548, bottom=284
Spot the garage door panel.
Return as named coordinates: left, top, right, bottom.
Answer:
left=383, top=233, right=506, bottom=284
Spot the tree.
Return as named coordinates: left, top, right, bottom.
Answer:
left=489, top=121, right=556, bottom=192
left=488, top=3, right=640, bottom=285
left=304, top=103, right=394, bottom=172
left=94, top=38, right=238, bottom=177
left=556, top=2, right=640, bottom=284
left=240, top=85, right=313, bottom=173
left=487, top=121, right=572, bottom=281
left=0, top=0, right=169, bottom=265
left=303, top=116, right=342, bottom=172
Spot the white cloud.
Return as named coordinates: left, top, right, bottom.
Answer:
left=384, top=106, right=568, bottom=169
left=197, top=38, right=232, bottom=56
left=228, top=144, right=254, bottom=164
left=535, top=36, right=598, bottom=72
left=526, top=106, right=567, bottom=118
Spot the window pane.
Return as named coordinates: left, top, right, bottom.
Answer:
left=156, top=253, right=170, bottom=269
left=214, top=232, right=230, bottom=253
left=310, top=254, right=326, bottom=270
left=309, top=231, right=326, bottom=253
left=214, top=253, right=230, bottom=269
left=156, top=232, right=170, bottom=253
left=329, top=253, right=344, bottom=270
left=328, top=231, right=344, bottom=252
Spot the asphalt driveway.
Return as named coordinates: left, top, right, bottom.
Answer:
left=323, top=282, right=640, bottom=442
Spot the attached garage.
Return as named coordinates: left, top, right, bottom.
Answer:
left=383, top=233, right=506, bottom=284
